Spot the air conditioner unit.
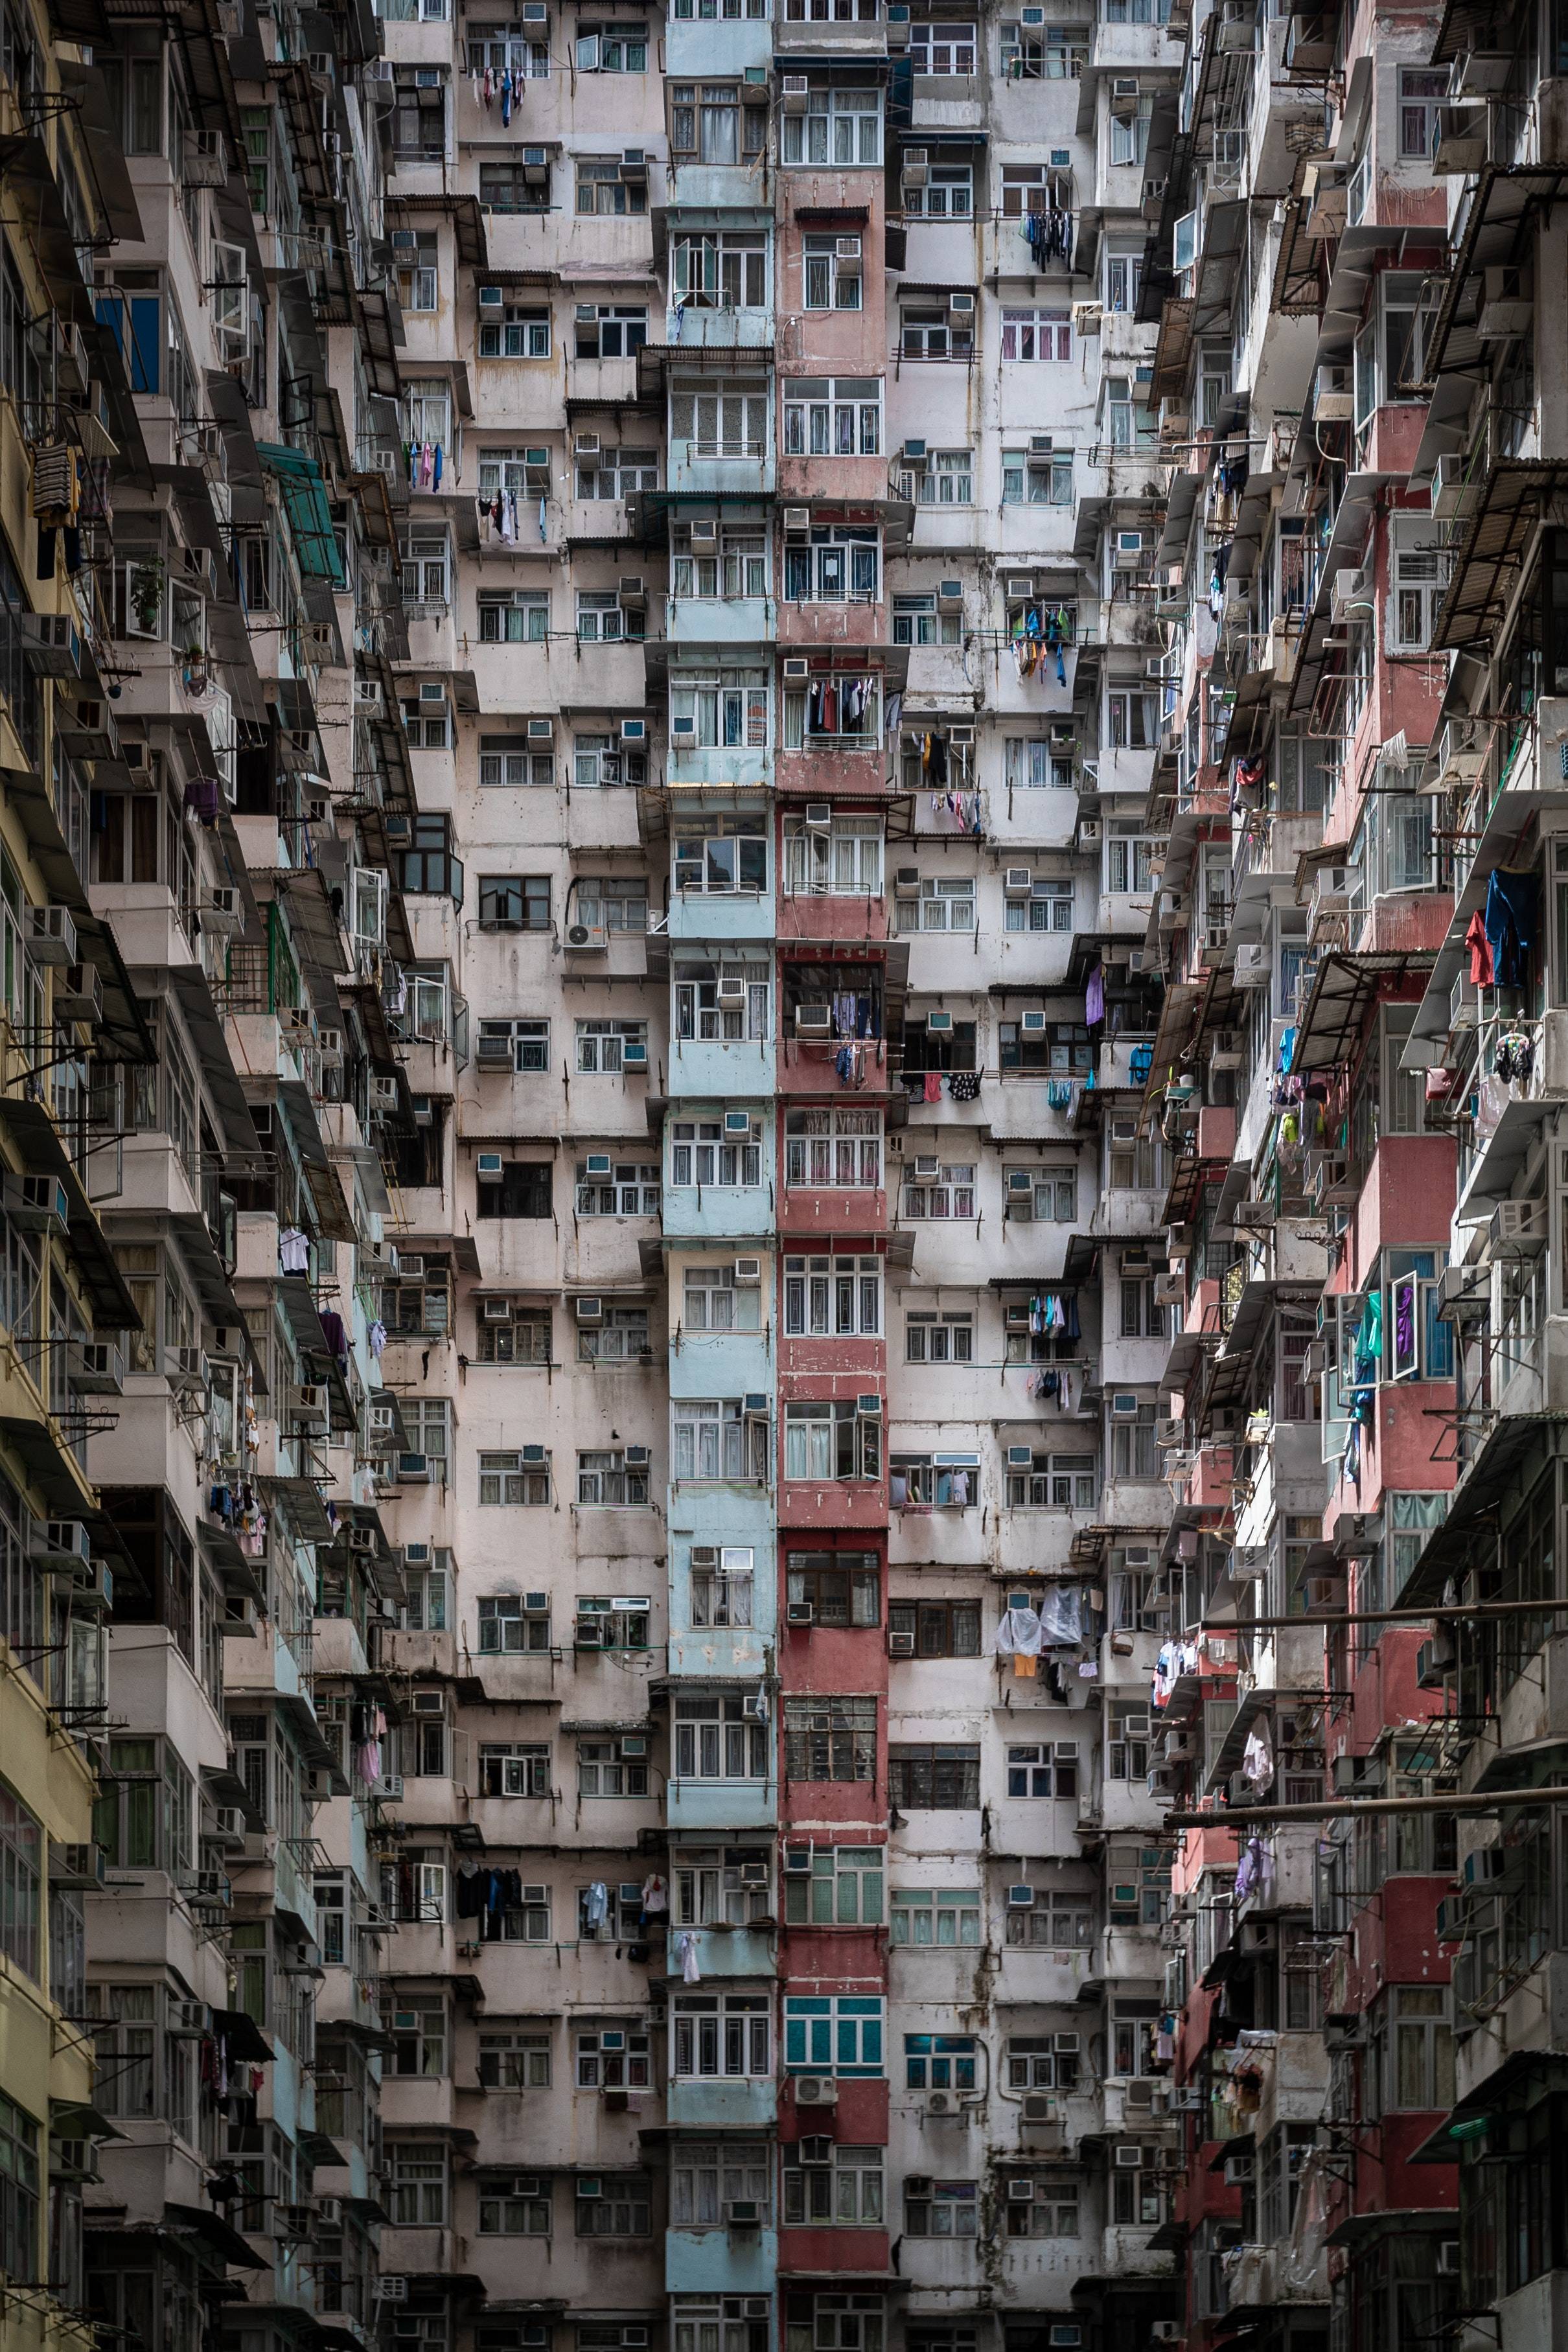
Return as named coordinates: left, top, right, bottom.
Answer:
left=901, top=146, right=929, bottom=187
left=27, top=906, right=76, bottom=967
left=743, top=1393, right=769, bottom=1418
left=1234, top=943, right=1271, bottom=986
left=783, top=506, right=811, bottom=538
left=1081, top=820, right=1101, bottom=844
left=1114, top=2144, right=1143, bottom=2169
left=689, top=520, right=718, bottom=546
left=1021, top=2093, right=1056, bottom=2123
left=782, top=72, right=810, bottom=111
left=623, top=1041, right=649, bottom=1069
left=805, top=801, right=832, bottom=827
left=795, top=1002, right=833, bottom=1036
left=787, top=1600, right=814, bottom=1626
left=397, top=1453, right=431, bottom=1484
left=1492, top=1197, right=1547, bottom=1249
left=1020, top=1009, right=1048, bottom=1035
left=21, top=613, right=82, bottom=677
left=476, top=1154, right=505, bottom=1182
left=938, top=579, right=963, bottom=606
left=925, top=1010, right=953, bottom=1035
left=888, top=1628, right=916, bottom=1655
left=795, top=2077, right=838, bottom=2106
left=947, top=292, right=976, bottom=318
left=734, top=1257, right=761, bottom=1284
left=925, top=2091, right=955, bottom=2114
left=481, top=1297, right=513, bottom=1324
left=717, top=976, right=746, bottom=1005
left=1008, top=2178, right=1034, bottom=2202
left=576, top=1297, right=605, bottom=1324
left=1005, top=868, right=1033, bottom=895
left=3, top=1175, right=66, bottom=1234
left=575, top=1617, right=606, bottom=1648
left=1111, top=75, right=1140, bottom=114
left=783, top=658, right=811, bottom=679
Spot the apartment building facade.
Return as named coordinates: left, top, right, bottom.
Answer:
left=15, top=0, right=1568, bottom=2345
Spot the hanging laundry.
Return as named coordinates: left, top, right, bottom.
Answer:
left=1484, top=868, right=1539, bottom=989
left=279, top=1227, right=310, bottom=1274
left=1085, top=963, right=1105, bottom=1027
left=947, top=1069, right=980, bottom=1101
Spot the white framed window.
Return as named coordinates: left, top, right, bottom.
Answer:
left=783, top=2146, right=884, bottom=2225
left=901, top=308, right=972, bottom=360
left=783, top=376, right=882, bottom=455
left=684, top=1261, right=761, bottom=1332
left=478, top=1595, right=551, bottom=1652
left=673, top=964, right=771, bottom=1041
left=906, top=875, right=974, bottom=932
left=906, top=159, right=973, bottom=214
left=670, top=1997, right=772, bottom=2079
left=478, top=303, right=551, bottom=359
left=478, top=735, right=553, bottom=786
left=783, top=1399, right=881, bottom=1481
left=916, top=449, right=973, bottom=503
left=784, top=526, right=880, bottom=603
left=900, top=1162, right=975, bottom=1219
left=671, top=230, right=768, bottom=307
left=781, top=86, right=882, bottom=165
left=784, top=1107, right=882, bottom=1188
left=804, top=232, right=862, bottom=310
left=1006, top=878, right=1074, bottom=932
left=672, top=1399, right=769, bottom=1482
left=689, top=1545, right=755, bottom=1627
left=671, top=2141, right=772, bottom=2228
left=479, top=1449, right=551, bottom=1505
left=1001, top=307, right=1070, bottom=362
left=398, top=529, right=450, bottom=605
left=1398, top=66, right=1449, bottom=158
left=673, top=527, right=768, bottom=600
left=669, top=79, right=767, bottom=160
left=905, top=1311, right=973, bottom=1363
left=1386, top=512, right=1448, bottom=651
left=784, top=814, right=882, bottom=894
left=575, top=1017, right=647, bottom=1073
left=1005, top=1742, right=1079, bottom=1798
left=576, top=1449, right=650, bottom=1506
left=893, top=594, right=961, bottom=647
left=575, top=1159, right=659, bottom=1214
left=669, top=672, right=770, bottom=748
left=783, top=1253, right=882, bottom=1336
left=669, top=1118, right=763, bottom=1188
left=1105, top=252, right=1142, bottom=310
left=673, top=1693, right=769, bottom=1780
left=478, top=1016, right=551, bottom=1073
left=1109, top=93, right=1153, bottom=165
left=577, top=444, right=659, bottom=498
left=577, top=158, right=647, bottom=213
left=479, top=2025, right=553, bottom=2084
left=670, top=381, right=768, bottom=459
left=1002, top=447, right=1074, bottom=505
left=1004, top=1452, right=1096, bottom=1507
left=478, top=588, right=549, bottom=642
left=575, top=2022, right=651, bottom=2086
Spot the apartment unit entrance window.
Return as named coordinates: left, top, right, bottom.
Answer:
left=785, top=526, right=879, bottom=603
left=479, top=734, right=553, bottom=785
left=670, top=672, right=770, bottom=746
left=1005, top=1740, right=1078, bottom=1795
left=387, top=2143, right=448, bottom=2222
left=901, top=308, right=972, bottom=360
left=906, top=156, right=973, bottom=214
left=575, top=306, right=647, bottom=356
left=478, top=2174, right=551, bottom=2233
left=905, top=2033, right=976, bottom=2087
left=673, top=817, right=767, bottom=892
left=673, top=1843, right=770, bottom=1922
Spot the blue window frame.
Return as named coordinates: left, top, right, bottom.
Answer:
left=783, top=1995, right=884, bottom=2077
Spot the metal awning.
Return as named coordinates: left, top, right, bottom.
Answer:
left=1289, top=949, right=1434, bottom=1073
left=0, top=1098, right=140, bottom=1329
left=1431, top=457, right=1568, bottom=651
left=1425, top=165, right=1568, bottom=387
left=1392, top=1415, right=1565, bottom=1605
left=388, top=190, right=489, bottom=272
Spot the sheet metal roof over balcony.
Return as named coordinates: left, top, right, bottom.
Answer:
left=1430, top=458, right=1568, bottom=651
left=637, top=341, right=775, bottom=398
left=387, top=190, right=490, bottom=272
left=1151, top=201, right=1245, bottom=401
left=1288, top=949, right=1436, bottom=1074
left=1392, top=1414, right=1567, bottom=1606
left=1424, top=165, right=1568, bottom=387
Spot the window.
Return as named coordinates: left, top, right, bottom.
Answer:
left=673, top=1843, right=770, bottom=1924
left=685, top=1262, right=761, bottom=1332
left=479, top=592, right=552, bottom=649
left=575, top=2175, right=652, bottom=2235
left=1013, top=1168, right=1078, bottom=1221
left=915, top=450, right=973, bottom=506
left=1398, top=66, right=1448, bottom=157
left=905, top=2180, right=978, bottom=2235
left=787, top=1550, right=880, bottom=1626
left=784, top=675, right=881, bottom=742
left=1107, top=1847, right=1170, bottom=1930
left=804, top=233, right=862, bottom=311
left=784, top=378, right=882, bottom=457
left=577, top=590, right=643, bottom=643
left=1107, top=1701, right=1151, bottom=1780
left=669, top=1120, right=763, bottom=1188
left=575, top=1017, right=648, bottom=1072
left=785, top=1696, right=877, bottom=1781
left=577, top=16, right=647, bottom=63
left=672, top=231, right=768, bottom=308
left=393, top=66, right=446, bottom=157
left=576, top=1598, right=652, bottom=1651
left=788, top=2294, right=884, bottom=2352
left=576, top=878, right=649, bottom=935
left=674, top=1694, right=769, bottom=1780
left=893, top=594, right=962, bottom=647
left=478, top=2173, right=552, bottom=2233
left=1007, top=878, right=1075, bottom=932
left=478, top=1595, right=551, bottom=1652
left=1006, top=1741, right=1079, bottom=1797
left=887, top=1745, right=980, bottom=1807
left=577, top=1449, right=651, bottom=1507
left=399, top=529, right=450, bottom=607
left=477, top=1017, right=550, bottom=1074
left=910, top=17, right=975, bottom=68
left=673, top=2302, right=771, bottom=2352
left=478, top=875, right=551, bottom=931
left=476, top=1161, right=553, bottom=1219
left=1106, top=251, right=1143, bottom=311
left=1002, top=448, right=1075, bottom=507
left=670, top=384, right=768, bottom=461
left=1387, top=1986, right=1455, bottom=2110
left=1006, top=1892, right=1092, bottom=1947
left=906, top=875, right=975, bottom=932
left=785, top=1400, right=881, bottom=1482
left=387, top=2143, right=448, bottom=2226
left=906, top=158, right=973, bottom=215
left=781, top=85, right=881, bottom=165
left=479, top=161, right=549, bottom=213
left=1109, top=92, right=1153, bottom=165
left=1002, top=307, right=1070, bottom=362
left=478, top=304, right=551, bottom=358
left=400, top=812, right=463, bottom=900
left=479, top=733, right=553, bottom=787
left=783, top=1255, right=882, bottom=1337
left=1258, top=2125, right=1315, bottom=2245
left=669, top=81, right=767, bottom=162
left=1007, top=2176, right=1080, bottom=2236
left=784, top=526, right=880, bottom=604
left=479, top=1744, right=551, bottom=1797
left=783, top=1844, right=884, bottom=1925
left=574, top=305, right=647, bottom=359
left=673, top=527, right=769, bottom=601
left=577, top=1882, right=645, bottom=1939
left=1003, top=1452, right=1096, bottom=1507
left=900, top=1163, right=975, bottom=1219
left=783, top=1994, right=885, bottom=2076
left=673, top=1399, right=768, bottom=1482
left=468, top=25, right=549, bottom=71
left=576, top=1162, right=659, bottom=1217
left=397, top=238, right=439, bottom=316
left=673, top=818, right=768, bottom=892
left=784, top=1108, right=882, bottom=1188
left=575, top=446, right=659, bottom=502
left=479, top=1449, right=551, bottom=1505
left=901, top=308, right=972, bottom=360
left=671, top=1998, right=772, bottom=2079
left=670, top=674, right=770, bottom=753
left=1387, top=513, right=1448, bottom=651
left=785, top=823, right=884, bottom=903
left=577, top=158, right=647, bottom=214
left=386, top=1996, right=448, bottom=2077
left=92, top=1737, right=195, bottom=1878
left=1006, top=2035, right=1081, bottom=2090
left=887, top=1598, right=981, bottom=1657
left=478, top=1301, right=550, bottom=1364
left=479, top=2027, right=553, bottom=2088
left=890, top=1454, right=979, bottom=1507
left=0, top=1781, right=40, bottom=1979
left=904, top=1313, right=974, bottom=1364
left=783, top=2145, right=884, bottom=2224
left=891, top=1889, right=980, bottom=1945
left=905, top=2033, right=977, bottom=2089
